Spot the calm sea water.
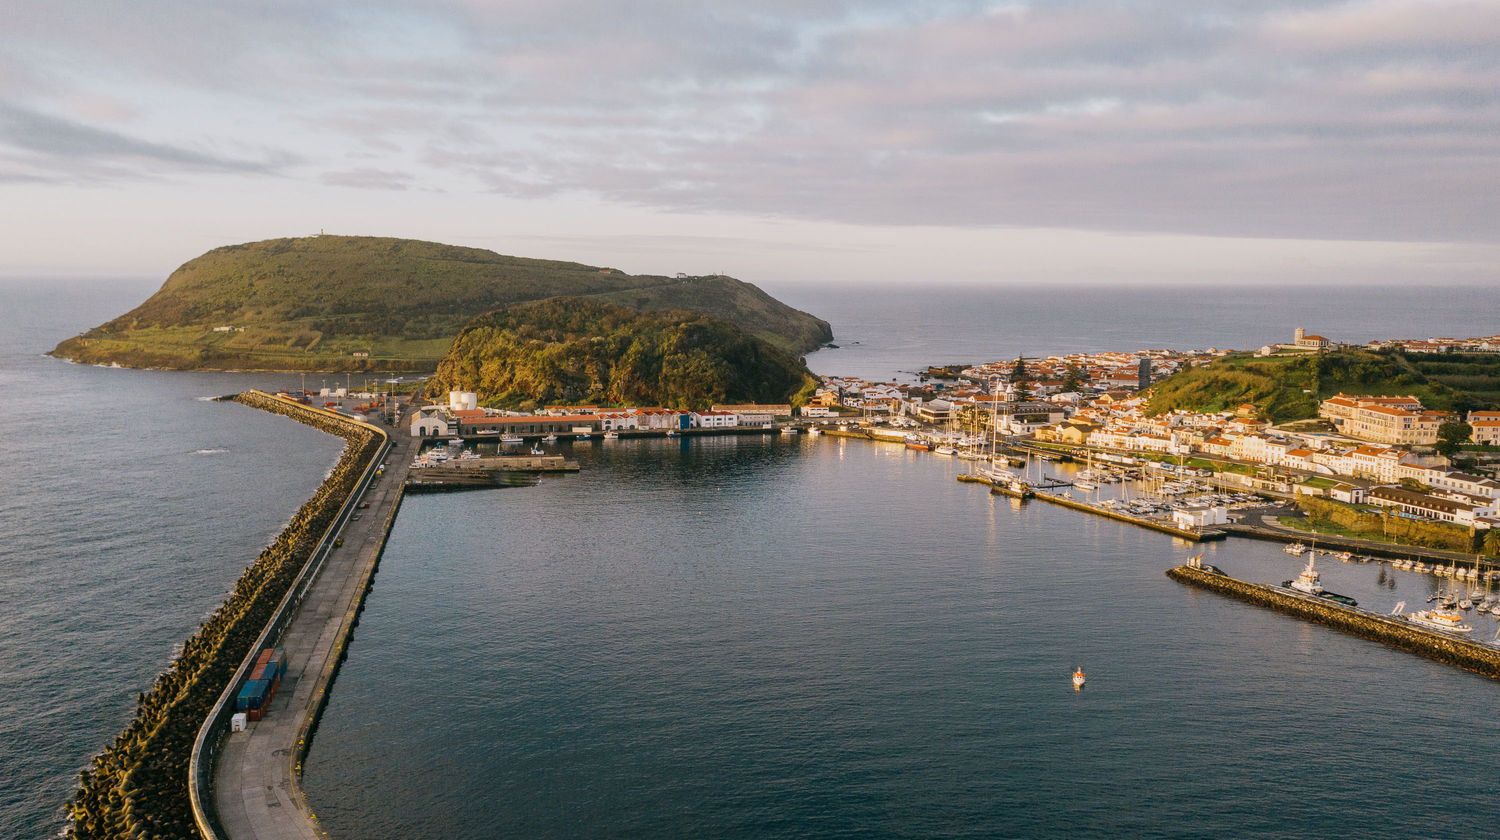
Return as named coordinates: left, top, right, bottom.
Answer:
left=3, top=279, right=1498, bottom=838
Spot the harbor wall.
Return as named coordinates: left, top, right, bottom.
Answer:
left=1221, top=523, right=1492, bottom=569
left=1166, top=564, right=1500, bottom=679
left=186, top=391, right=390, bottom=840
left=287, top=486, right=406, bottom=819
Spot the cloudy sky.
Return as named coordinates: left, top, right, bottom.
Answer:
left=2, top=0, right=1497, bottom=285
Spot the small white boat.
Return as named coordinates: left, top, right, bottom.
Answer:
left=1074, top=480, right=1097, bottom=491
left=542, top=434, right=558, bottom=443
left=499, top=433, right=524, bottom=445
left=1288, top=553, right=1324, bottom=596
left=806, top=427, right=822, bottom=436
left=603, top=431, right=619, bottom=440
left=1283, top=543, right=1306, bottom=555
left=933, top=446, right=956, bottom=456
left=781, top=427, right=798, bottom=435
left=1072, top=668, right=1086, bottom=690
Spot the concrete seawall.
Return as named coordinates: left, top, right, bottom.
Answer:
left=1166, top=564, right=1500, bottom=678
left=190, top=391, right=410, bottom=840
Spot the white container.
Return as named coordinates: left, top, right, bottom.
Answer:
left=231, top=713, right=248, bottom=732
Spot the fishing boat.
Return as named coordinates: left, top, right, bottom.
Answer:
left=1072, top=668, right=1086, bottom=690
left=665, top=429, right=680, bottom=437
left=1405, top=608, right=1473, bottom=634
left=499, top=433, right=524, bottom=445
left=542, top=433, right=558, bottom=443
left=904, top=435, right=933, bottom=451
left=1288, top=553, right=1324, bottom=596
left=1280, top=552, right=1358, bottom=606
left=1283, top=543, right=1306, bottom=555
left=603, top=431, right=620, bottom=440
left=781, top=426, right=799, bottom=435
left=806, top=427, right=822, bottom=436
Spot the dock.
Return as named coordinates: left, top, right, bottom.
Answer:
left=428, top=453, right=579, bottom=472
left=1034, top=491, right=1226, bottom=541
left=405, top=467, right=541, bottom=493
left=1167, top=563, right=1500, bottom=678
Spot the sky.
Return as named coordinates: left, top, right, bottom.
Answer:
left=2, top=0, right=1498, bottom=286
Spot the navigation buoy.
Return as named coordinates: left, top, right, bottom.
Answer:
left=1072, top=668, right=1086, bottom=690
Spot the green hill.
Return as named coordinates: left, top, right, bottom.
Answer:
left=429, top=297, right=817, bottom=410
left=50, top=235, right=832, bottom=371
left=1146, top=349, right=1500, bottom=422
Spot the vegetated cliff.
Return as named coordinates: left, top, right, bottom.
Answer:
left=429, top=297, right=817, bottom=409
left=50, top=235, right=832, bottom=371
left=1145, top=349, right=1500, bottom=422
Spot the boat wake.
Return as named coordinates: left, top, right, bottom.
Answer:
left=192, top=448, right=229, bottom=455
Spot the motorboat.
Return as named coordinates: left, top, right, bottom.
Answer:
left=933, top=446, right=956, bottom=456
left=1072, top=668, right=1086, bottom=690
left=542, top=434, right=558, bottom=443
left=1283, top=543, right=1306, bottom=555
left=603, top=431, right=620, bottom=440
left=499, top=433, right=524, bottom=445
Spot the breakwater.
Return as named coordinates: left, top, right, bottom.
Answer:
left=62, top=391, right=384, bottom=840
left=1167, top=564, right=1500, bottom=679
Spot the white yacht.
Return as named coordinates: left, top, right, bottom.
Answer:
left=499, top=433, right=524, bottom=444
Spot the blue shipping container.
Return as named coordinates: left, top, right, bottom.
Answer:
left=236, top=679, right=271, bottom=711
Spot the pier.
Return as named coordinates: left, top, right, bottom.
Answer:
left=1167, top=563, right=1500, bottom=679
left=191, top=393, right=416, bottom=840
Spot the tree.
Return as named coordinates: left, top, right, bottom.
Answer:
left=1010, top=356, right=1032, bottom=402
left=1060, top=362, right=1083, bottom=393
left=1436, top=420, right=1473, bottom=456
left=956, top=403, right=991, bottom=437
left=1486, top=528, right=1500, bottom=557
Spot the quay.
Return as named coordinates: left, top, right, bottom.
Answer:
left=1167, top=563, right=1500, bottom=679
left=191, top=393, right=416, bottom=840
left=429, top=453, right=580, bottom=471
left=1035, top=491, right=1226, bottom=542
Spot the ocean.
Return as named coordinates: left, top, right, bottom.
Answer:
left=2, top=279, right=1498, bottom=838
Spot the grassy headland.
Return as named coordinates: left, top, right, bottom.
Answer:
left=1146, top=349, right=1500, bottom=422
left=50, top=236, right=832, bottom=371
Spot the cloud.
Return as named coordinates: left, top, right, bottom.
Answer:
left=4, top=0, right=1499, bottom=243
left=0, top=102, right=283, bottom=179
left=320, top=167, right=413, bottom=190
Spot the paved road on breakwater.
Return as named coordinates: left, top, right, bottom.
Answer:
left=213, top=413, right=414, bottom=840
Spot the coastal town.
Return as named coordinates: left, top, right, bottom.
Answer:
left=361, top=327, right=1500, bottom=544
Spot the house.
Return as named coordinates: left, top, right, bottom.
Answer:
left=1469, top=410, right=1500, bottom=445
left=693, top=410, right=738, bottom=428
left=411, top=407, right=454, bottom=437
left=713, top=403, right=792, bottom=419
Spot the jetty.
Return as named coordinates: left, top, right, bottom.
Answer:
left=191, top=394, right=416, bottom=840
left=1167, top=562, right=1500, bottom=679
left=1035, top=490, right=1226, bottom=542
left=406, top=467, right=541, bottom=493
